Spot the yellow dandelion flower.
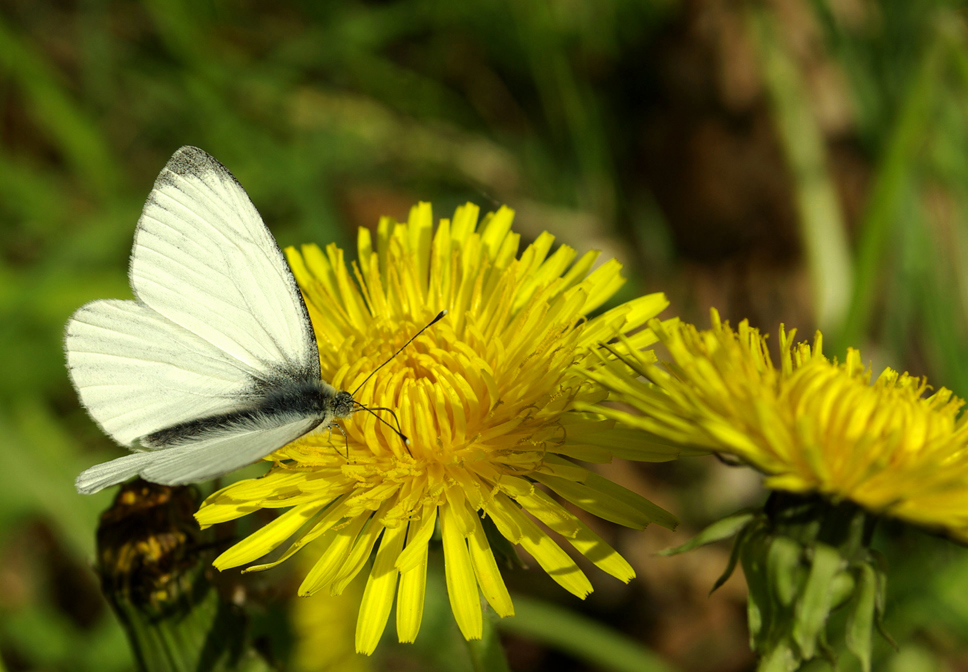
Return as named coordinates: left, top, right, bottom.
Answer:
left=581, top=308, right=968, bottom=541
left=195, top=202, right=682, bottom=654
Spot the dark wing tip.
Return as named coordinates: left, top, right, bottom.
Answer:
left=164, top=146, right=228, bottom=179
left=151, top=146, right=244, bottom=195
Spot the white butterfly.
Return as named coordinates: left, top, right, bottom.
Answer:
left=67, top=146, right=356, bottom=494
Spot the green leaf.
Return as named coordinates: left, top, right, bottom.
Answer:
left=658, top=511, right=756, bottom=556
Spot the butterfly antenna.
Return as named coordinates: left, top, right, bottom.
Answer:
left=352, top=401, right=410, bottom=447
left=351, top=310, right=447, bottom=396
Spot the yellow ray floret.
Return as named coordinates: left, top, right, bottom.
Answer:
left=195, top=202, right=681, bottom=654
left=580, top=308, right=968, bottom=541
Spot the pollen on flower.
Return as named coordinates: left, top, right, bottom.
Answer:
left=195, top=202, right=682, bottom=654
left=581, top=308, right=968, bottom=542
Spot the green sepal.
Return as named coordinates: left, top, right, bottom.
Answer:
left=870, top=550, right=897, bottom=651
left=792, top=542, right=842, bottom=659
left=658, top=510, right=757, bottom=556
left=766, top=536, right=803, bottom=607
left=742, top=525, right=776, bottom=647
left=724, top=493, right=893, bottom=671
left=757, top=643, right=798, bottom=672
left=711, top=518, right=757, bottom=595
left=829, top=569, right=856, bottom=609
left=817, top=628, right=837, bottom=669
left=846, top=562, right=877, bottom=672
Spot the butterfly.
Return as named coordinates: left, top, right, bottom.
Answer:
left=67, top=146, right=361, bottom=494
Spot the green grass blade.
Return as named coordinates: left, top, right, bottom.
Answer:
left=0, top=15, right=119, bottom=200
left=497, top=595, right=678, bottom=672
left=749, top=5, right=853, bottom=333
left=834, top=31, right=946, bottom=353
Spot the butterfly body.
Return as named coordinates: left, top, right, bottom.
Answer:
left=139, top=380, right=353, bottom=450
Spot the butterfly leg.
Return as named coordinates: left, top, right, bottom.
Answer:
left=331, top=422, right=349, bottom=460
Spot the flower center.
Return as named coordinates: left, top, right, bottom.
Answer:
left=322, top=310, right=574, bottom=480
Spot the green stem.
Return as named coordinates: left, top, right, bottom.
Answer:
left=464, top=610, right=511, bottom=672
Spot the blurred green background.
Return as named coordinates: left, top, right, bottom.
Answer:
left=4, top=1, right=968, bottom=671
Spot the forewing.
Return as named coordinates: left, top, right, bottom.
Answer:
left=66, top=299, right=262, bottom=446
left=129, top=146, right=319, bottom=377
left=68, top=146, right=325, bottom=494
left=74, top=415, right=321, bottom=494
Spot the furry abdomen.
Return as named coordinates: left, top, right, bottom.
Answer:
left=140, top=378, right=338, bottom=448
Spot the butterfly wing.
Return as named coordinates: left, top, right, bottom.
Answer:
left=66, top=147, right=323, bottom=492
left=129, top=146, right=319, bottom=378
left=66, top=299, right=261, bottom=446
left=74, top=415, right=322, bottom=494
